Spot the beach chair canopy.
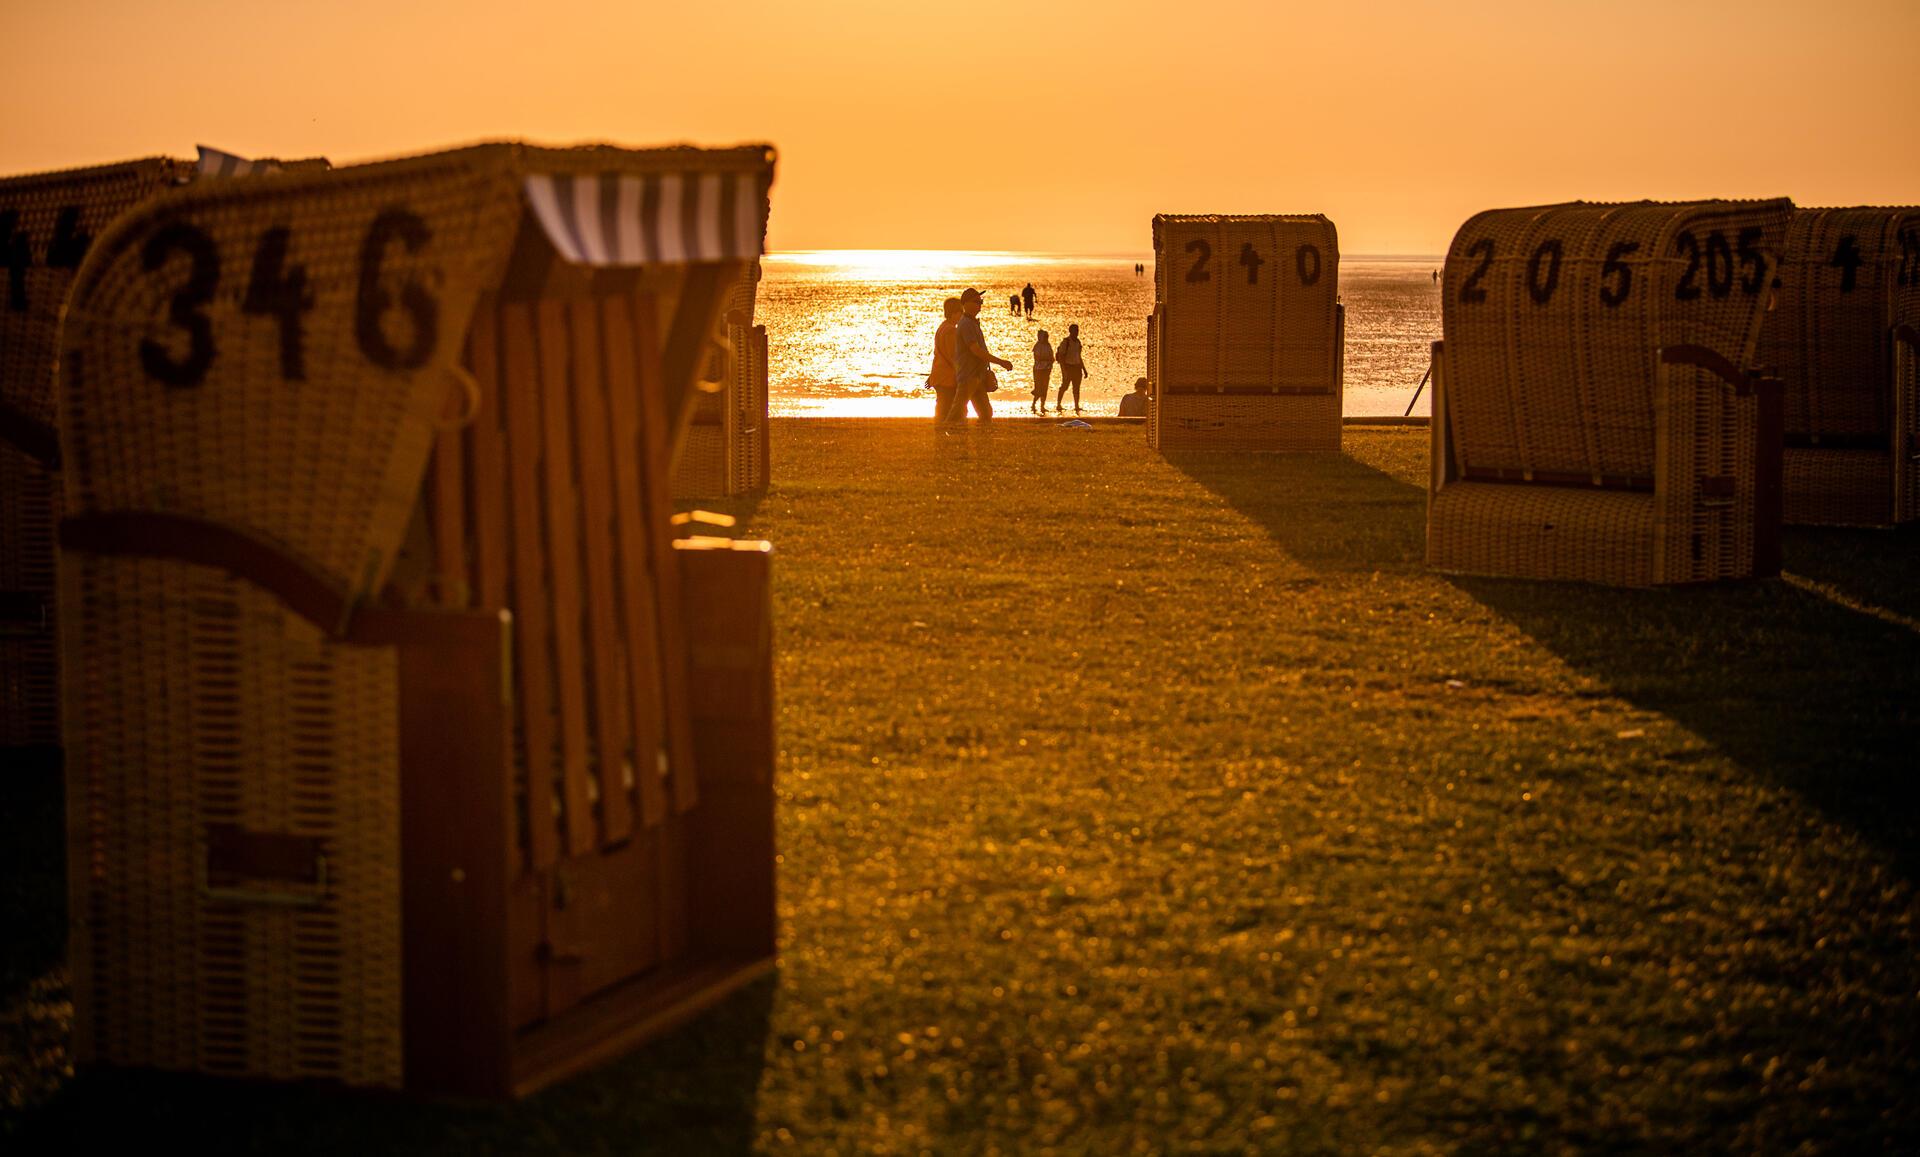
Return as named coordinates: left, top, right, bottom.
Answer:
left=1152, top=213, right=1339, bottom=392
left=1759, top=206, right=1920, bottom=443
left=1440, top=199, right=1793, bottom=485
left=58, top=141, right=774, bottom=614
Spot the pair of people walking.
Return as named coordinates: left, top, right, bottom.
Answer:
left=1027, top=324, right=1086, bottom=414
left=927, top=288, right=1014, bottom=423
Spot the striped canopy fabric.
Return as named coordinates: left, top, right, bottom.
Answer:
left=524, top=171, right=765, bottom=266
left=196, top=145, right=282, bottom=178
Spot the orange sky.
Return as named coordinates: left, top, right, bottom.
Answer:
left=4, top=0, right=1914, bottom=255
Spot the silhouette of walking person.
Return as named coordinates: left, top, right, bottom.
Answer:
left=1054, top=323, right=1086, bottom=414
left=956, top=288, right=1014, bottom=421
left=1031, top=329, right=1054, bottom=415
left=926, top=296, right=963, bottom=424
left=1021, top=282, right=1036, bottom=317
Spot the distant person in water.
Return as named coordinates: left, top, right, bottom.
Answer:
left=956, top=287, right=1013, bottom=421
left=1010, top=293, right=1022, bottom=316
left=1031, top=330, right=1054, bottom=415
left=1022, top=282, right=1037, bottom=316
left=1118, top=376, right=1149, bottom=417
left=1053, top=323, right=1086, bottom=414
left=926, top=296, right=963, bottom=424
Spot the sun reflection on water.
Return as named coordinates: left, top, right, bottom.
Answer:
left=756, top=252, right=1441, bottom=420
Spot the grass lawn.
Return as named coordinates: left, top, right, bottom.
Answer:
left=5, top=418, right=1919, bottom=1154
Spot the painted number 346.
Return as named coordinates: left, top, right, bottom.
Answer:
left=141, top=208, right=440, bottom=389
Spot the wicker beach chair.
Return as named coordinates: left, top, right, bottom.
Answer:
left=1147, top=214, right=1343, bottom=452
left=1757, top=207, right=1920, bottom=526
left=2, top=152, right=324, bottom=757
left=1428, top=199, right=1793, bottom=586
left=0, top=156, right=287, bottom=754
left=58, top=141, right=778, bottom=1097
left=673, top=261, right=770, bottom=497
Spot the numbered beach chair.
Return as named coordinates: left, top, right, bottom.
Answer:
left=1147, top=214, right=1343, bottom=452
left=1, top=151, right=323, bottom=758
left=58, top=141, right=778, bottom=1097
left=0, top=159, right=193, bottom=754
left=1428, top=199, right=1793, bottom=586
left=672, top=262, right=770, bottom=497
left=1757, top=207, right=1920, bottom=526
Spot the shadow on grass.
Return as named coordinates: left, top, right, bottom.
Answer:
left=1162, top=451, right=1425, bottom=571
left=1454, top=568, right=1920, bottom=878
left=1784, top=522, right=1920, bottom=623
left=8, top=973, right=778, bottom=1155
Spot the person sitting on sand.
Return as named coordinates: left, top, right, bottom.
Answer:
left=1054, top=323, right=1086, bottom=414
left=1022, top=282, right=1037, bottom=316
left=1118, top=376, right=1149, bottom=417
left=926, top=296, right=963, bottom=424
left=1031, top=330, right=1054, bottom=415
left=956, top=287, right=1014, bottom=421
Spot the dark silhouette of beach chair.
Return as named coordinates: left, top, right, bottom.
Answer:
left=1428, top=199, right=1794, bottom=585
left=1757, top=206, right=1920, bottom=526
left=57, top=142, right=778, bottom=1097
left=1147, top=214, right=1343, bottom=452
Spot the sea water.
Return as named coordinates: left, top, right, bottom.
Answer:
left=758, top=251, right=1442, bottom=418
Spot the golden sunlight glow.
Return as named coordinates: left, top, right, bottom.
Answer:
left=768, top=251, right=1077, bottom=280
left=7, top=1, right=1914, bottom=254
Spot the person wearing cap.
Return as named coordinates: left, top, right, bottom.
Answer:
left=926, top=296, right=963, bottom=423
left=955, top=287, right=1014, bottom=421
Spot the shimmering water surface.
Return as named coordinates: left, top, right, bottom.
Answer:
left=759, top=251, right=1442, bottom=418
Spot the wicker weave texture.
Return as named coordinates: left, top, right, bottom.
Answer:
left=60, top=152, right=526, bottom=597
left=1148, top=391, right=1341, bottom=452
left=0, top=158, right=188, bottom=750
left=1, top=442, right=59, bottom=746
left=1429, top=199, right=1789, bottom=586
left=1429, top=483, right=1657, bottom=586
left=1428, top=338, right=1767, bottom=586
left=1896, top=335, right=1919, bottom=524
left=1759, top=207, right=1919, bottom=525
left=672, top=263, right=766, bottom=497
left=1762, top=207, right=1917, bottom=439
left=1441, top=200, right=1790, bottom=480
left=65, top=554, right=402, bottom=1087
left=60, top=142, right=776, bottom=1090
left=1152, top=215, right=1340, bottom=392
left=1, top=158, right=189, bottom=432
left=1783, top=447, right=1893, bottom=527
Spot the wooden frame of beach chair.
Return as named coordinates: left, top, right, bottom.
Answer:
left=56, top=141, right=778, bottom=1098
left=1, top=152, right=327, bottom=758
left=672, top=262, right=770, bottom=497
left=1147, top=214, right=1343, bottom=452
left=1757, top=207, right=1920, bottom=526
left=1427, top=199, right=1793, bottom=586
left=0, top=159, right=195, bottom=754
